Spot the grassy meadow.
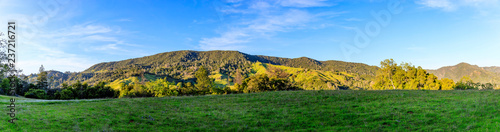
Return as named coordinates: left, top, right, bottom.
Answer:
left=2, top=90, right=500, bottom=131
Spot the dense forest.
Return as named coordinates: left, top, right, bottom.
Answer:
left=0, top=50, right=497, bottom=100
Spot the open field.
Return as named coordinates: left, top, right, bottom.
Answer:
left=2, top=90, right=500, bottom=131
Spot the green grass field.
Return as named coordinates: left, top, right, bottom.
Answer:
left=2, top=90, right=500, bottom=131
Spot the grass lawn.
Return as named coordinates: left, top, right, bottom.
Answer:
left=2, top=90, right=500, bottom=131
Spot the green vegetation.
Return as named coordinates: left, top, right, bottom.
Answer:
left=454, top=76, right=495, bottom=90
left=374, top=59, right=494, bottom=91
left=14, top=55, right=500, bottom=101
left=27, top=50, right=378, bottom=89
left=3, top=90, right=500, bottom=131
left=194, top=66, right=213, bottom=94
left=4, top=56, right=496, bottom=102
left=373, top=59, right=445, bottom=90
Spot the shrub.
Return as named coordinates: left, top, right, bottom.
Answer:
left=454, top=82, right=477, bottom=90
left=25, top=89, right=47, bottom=99
left=241, top=74, right=295, bottom=93
left=58, top=89, right=75, bottom=100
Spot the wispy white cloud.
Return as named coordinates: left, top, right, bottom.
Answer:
left=344, top=18, right=363, bottom=22
left=18, top=38, right=95, bottom=74
left=200, top=0, right=338, bottom=50
left=91, top=44, right=120, bottom=51
left=279, top=0, right=331, bottom=7
left=417, top=0, right=500, bottom=11
left=18, top=22, right=143, bottom=74
left=46, top=24, right=113, bottom=37
left=226, top=0, right=244, bottom=3
left=248, top=9, right=313, bottom=33
left=200, top=29, right=249, bottom=50
left=9, top=16, right=138, bottom=74
left=83, top=35, right=120, bottom=42
left=117, top=18, right=132, bottom=22
left=417, top=0, right=455, bottom=11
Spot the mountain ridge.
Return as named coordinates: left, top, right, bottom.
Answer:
left=37, top=50, right=378, bottom=89
left=83, top=50, right=379, bottom=75
left=427, top=62, right=500, bottom=84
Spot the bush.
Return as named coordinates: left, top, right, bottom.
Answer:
left=241, top=74, right=295, bottom=93
left=25, top=89, right=47, bottom=99
left=210, top=86, right=225, bottom=95
left=481, top=83, right=494, bottom=90
left=0, top=78, right=10, bottom=95
left=59, top=89, right=75, bottom=100
left=97, top=85, right=117, bottom=98
left=178, top=82, right=196, bottom=95
left=454, top=82, right=477, bottom=90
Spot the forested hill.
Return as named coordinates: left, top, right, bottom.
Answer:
left=84, top=50, right=378, bottom=76
left=427, top=62, right=500, bottom=84
left=27, top=50, right=500, bottom=92
left=34, top=50, right=378, bottom=89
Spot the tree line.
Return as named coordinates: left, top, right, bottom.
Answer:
left=373, top=59, right=496, bottom=90
left=9, top=66, right=299, bottom=99
left=1, top=59, right=498, bottom=100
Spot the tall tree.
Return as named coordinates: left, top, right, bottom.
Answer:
left=0, top=34, right=10, bottom=79
left=37, top=65, right=48, bottom=90
left=195, top=66, right=212, bottom=94
left=375, top=59, right=397, bottom=90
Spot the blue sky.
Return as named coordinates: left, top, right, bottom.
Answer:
left=1, top=0, right=500, bottom=74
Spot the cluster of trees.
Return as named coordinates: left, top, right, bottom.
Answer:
left=0, top=65, right=116, bottom=100
left=235, top=73, right=299, bottom=93
left=373, top=59, right=497, bottom=90
left=22, top=66, right=117, bottom=99
left=24, top=81, right=117, bottom=99
left=117, top=66, right=235, bottom=98
left=454, top=76, right=495, bottom=90
left=116, top=66, right=299, bottom=98
left=18, top=65, right=302, bottom=99
left=373, top=59, right=455, bottom=90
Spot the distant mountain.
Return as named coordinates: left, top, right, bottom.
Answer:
left=37, top=50, right=379, bottom=89
left=27, top=70, right=72, bottom=89
left=84, top=50, right=378, bottom=75
left=483, top=66, right=500, bottom=74
left=427, top=63, right=500, bottom=84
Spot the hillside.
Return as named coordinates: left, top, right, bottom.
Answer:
left=38, top=50, right=378, bottom=89
left=483, top=66, right=500, bottom=74
left=427, top=63, right=500, bottom=84
left=84, top=50, right=378, bottom=75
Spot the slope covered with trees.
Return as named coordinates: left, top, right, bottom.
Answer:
left=33, top=50, right=379, bottom=89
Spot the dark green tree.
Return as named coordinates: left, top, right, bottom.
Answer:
left=0, top=78, right=9, bottom=94
left=37, top=65, right=48, bottom=90
left=195, top=66, right=212, bottom=94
